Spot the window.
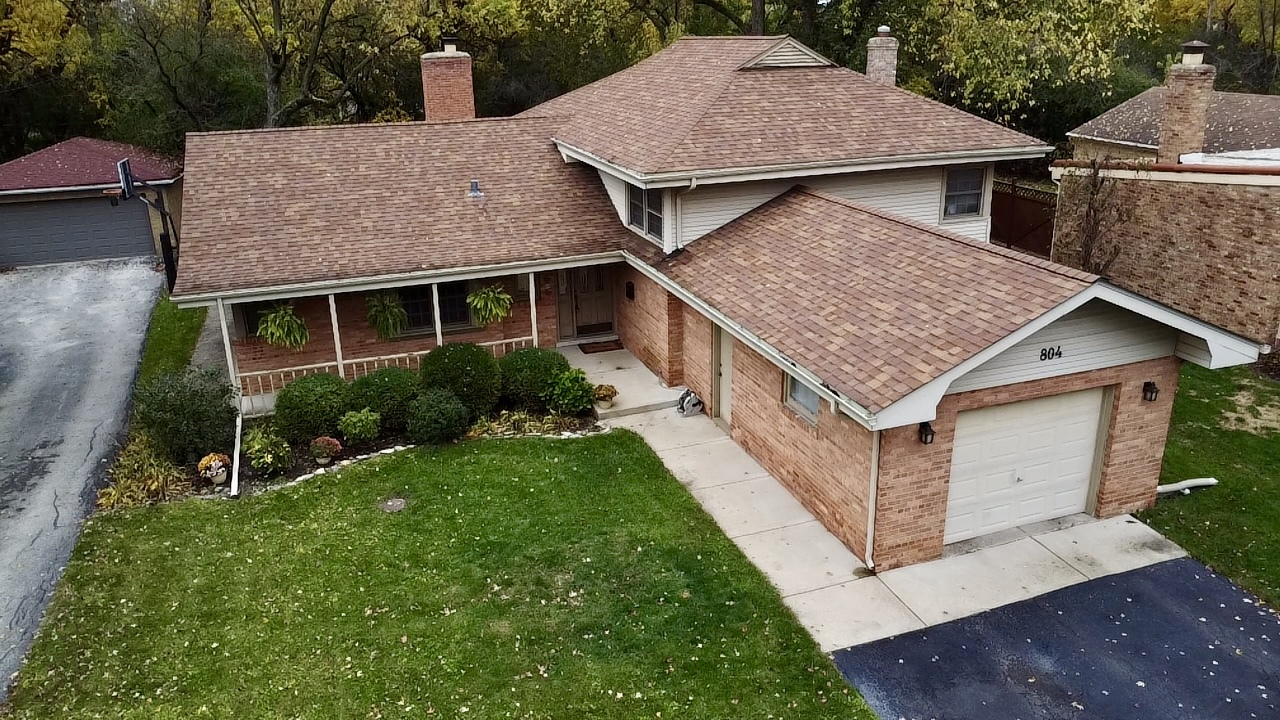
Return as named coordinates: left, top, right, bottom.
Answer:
left=400, top=281, right=472, bottom=333
left=785, top=375, right=820, bottom=422
left=626, top=183, right=664, bottom=241
left=943, top=167, right=985, bottom=218
left=235, top=301, right=274, bottom=338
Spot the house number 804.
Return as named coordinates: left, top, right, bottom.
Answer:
left=1039, top=346, right=1063, bottom=361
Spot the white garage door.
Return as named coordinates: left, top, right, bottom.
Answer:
left=944, top=389, right=1105, bottom=544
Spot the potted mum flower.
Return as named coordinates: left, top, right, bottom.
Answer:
left=198, top=452, right=231, bottom=485
left=594, top=384, right=618, bottom=410
left=309, top=436, right=342, bottom=466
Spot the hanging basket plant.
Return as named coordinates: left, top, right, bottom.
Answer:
left=366, top=290, right=408, bottom=340
left=467, top=284, right=514, bottom=327
left=256, top=303, right=309, bottom=350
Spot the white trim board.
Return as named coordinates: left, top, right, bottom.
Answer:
left=1064, top=132, right=1157, bottom=151
left=556, top=140, right=1050, bottom=189
left=1051, top=164, right=1280, bottom=188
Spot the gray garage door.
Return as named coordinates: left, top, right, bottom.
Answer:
left=0, top=197, right=155, bottom=266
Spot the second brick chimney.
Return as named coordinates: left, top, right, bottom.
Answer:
left=1157, top=40, right=1215, bottom=164
left=866, top=26, right=899, bottom=86
left=421, top=36, right=475, bottom=122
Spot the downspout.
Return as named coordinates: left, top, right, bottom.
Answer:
left=865, top=430, right=881, bottom=571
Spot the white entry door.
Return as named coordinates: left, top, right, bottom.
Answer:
left=714, top=327, right=733, bottom=424
left=944, top=389, right=1105, bottom=544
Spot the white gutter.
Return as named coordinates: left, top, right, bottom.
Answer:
left=555, top=140, right=1051, bottom=189
left=1051, top=163, right=1280, bottom=188
left=0, top=177, right=178, bottom=198
left=621, top=250, right=877, bottom=428
left=172, top=251, right=623, bottom=306
left=865, top=431, right=880, bottom=570
left=1064, top=132, right=1157, bottom=151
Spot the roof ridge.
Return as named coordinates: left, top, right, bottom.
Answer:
left=188, top=115, right=564, bottom=138
left=793, top=186, right=1097, bottom=284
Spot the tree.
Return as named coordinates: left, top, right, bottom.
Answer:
left=1159, top=0, right=1279, bottom=92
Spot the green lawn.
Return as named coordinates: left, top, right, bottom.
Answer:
left=6, top=433, right=869, bottom=719
left=1139, top=363, right=1280, bottom=605
left=136, top=293, right=207, bottom=384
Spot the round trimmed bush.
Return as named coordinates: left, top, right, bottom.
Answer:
left=347, top=367, right=418, bottom=431
left=339, top=408, right=380, bottom=447
left=544, top=367, right=596, bottom=416
left=133, top=367, right=237, bottom=466
left=419, top=343, right=501, bottom=419
left=273, top=373, right=348, bottom=443
left=407, top=389, right=471, bottom=445
left=498, top=347, right=570, bottom=412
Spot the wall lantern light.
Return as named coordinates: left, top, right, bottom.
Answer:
left=918, top=421, right=936, bottom=445
left=1142, top=381, right=1160, bottom=402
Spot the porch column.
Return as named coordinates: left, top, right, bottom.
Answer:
left=528, top=272, right=538, bottom=348
left=328, top=294, right=345, bottom=379
left=215, top=298, right=240, bottom=389
left=431, top=283, right=444, bottom=347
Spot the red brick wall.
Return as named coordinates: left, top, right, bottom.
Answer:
left=873, top=357, right=1181, bottom=569
left=726, top=340, right=874, bottom=561
left=420, top=54, right=475, bottom=122
left=682, top=305, right=714, bottom=411
left=1053, top=174, right=1280, bottom=345
left=615, top=266, right=683, bottom=385
left=233, top=272, right=557, bottom=392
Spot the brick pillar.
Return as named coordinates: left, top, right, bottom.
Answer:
left=1157, top=42, right=1215, bottom=164
left=420, top=51, right=475, bottom=122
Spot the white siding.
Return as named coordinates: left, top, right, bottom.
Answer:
left=678, top=168, right=953, bottom=245
left=1175, top=334, right=1213, bottom=366
left=939, top=216, right=991, bottom=242
left=599, top=170, right=628, bottom=224
left=747, top=42, right=830, bottom=68
left=947, top=301, right=1178, bottom=395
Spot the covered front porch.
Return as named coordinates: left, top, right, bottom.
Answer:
left=214, top=264, right=626, bottom=415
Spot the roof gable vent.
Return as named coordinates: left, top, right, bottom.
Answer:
left=739, top=37, right=835, bottom=69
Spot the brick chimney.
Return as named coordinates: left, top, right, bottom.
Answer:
left=420, top=36, right=475, bottom=122
left=1157, top=40, right=1215, bottom=164
left=866, top=26, right=899, bottom=86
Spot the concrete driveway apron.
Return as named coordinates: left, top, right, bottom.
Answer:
left=0, top=259, right=160, bottom=697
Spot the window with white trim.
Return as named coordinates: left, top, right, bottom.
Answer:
left=626, top=183, right=663, bottom=240
left=400, top=281, right=472, bottom=333
left=784, top=375, right=820, bottom=422
left=943, top=167, right=985, bottom=218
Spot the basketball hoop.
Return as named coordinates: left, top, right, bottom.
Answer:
left=116, top=159, right=136, bottom=201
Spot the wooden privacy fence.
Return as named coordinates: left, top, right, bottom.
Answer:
left=991, top=180, right=1056, bottom=258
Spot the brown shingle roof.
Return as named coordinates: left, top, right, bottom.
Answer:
left=523, top=36, right=1046, bottom=176
left=1070, top=87, right=1280, bottom=153
left=653, top=188, right=1095, bottom=412
left=0, top=137, right=179, bottom=192
left=172, top=117, right=627, bottom=298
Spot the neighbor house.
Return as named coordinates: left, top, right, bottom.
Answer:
left=0, top=137, right=181, bottom=267
left=170, top=33, right=1262, bottom=570
left=1053, top=41, right=1280, bottom=349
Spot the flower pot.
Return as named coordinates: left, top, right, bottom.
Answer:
left=210, top=469, right=228, bottom=485
left=596, top=399, right=614, bottom=410
left=314, top=457, right=332, bottom=466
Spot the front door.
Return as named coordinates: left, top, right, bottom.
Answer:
left=559, top=267, right=615, bottom=339
left=714, top=327, right=733, bottom=425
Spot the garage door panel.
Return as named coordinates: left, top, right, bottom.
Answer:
left=0, top=198, right=154, bottom=266
left=944, top=389, right=1104, bottom=544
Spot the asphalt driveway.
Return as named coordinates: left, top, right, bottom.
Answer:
left=0, top=259, right=160, bottom=697
left=834, top=556, right=1280, bottom=720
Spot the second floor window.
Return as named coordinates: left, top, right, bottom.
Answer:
left=943, top=167, right=984, bottom=218
left=627, top=183, right=664, bottom=240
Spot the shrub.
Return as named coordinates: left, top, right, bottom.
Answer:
left=498, top=347, right=569, bottom=412
left=347, top=368, right=418, bottom=430
left=98, top=433, right=189, bottom=510
left=309, top=436, right=342, bottom=459
left=407, top=389, right=470, bottom=445
left=133, top=367, right=237, bottom=466
left=338, top=409, right=380, bottom=447
left=273, top=373, right=348, bottom=443
left=419, top=343, right=501, bottom=419
left=243, top=424, right=292, bottom=475
left=543, top=368, right=595, bottom=416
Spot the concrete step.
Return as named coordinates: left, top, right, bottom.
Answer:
left=597, top=398, right=677, bottom=420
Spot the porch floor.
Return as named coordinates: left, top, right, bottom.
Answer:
left=560, top=345, right=684, bottom=419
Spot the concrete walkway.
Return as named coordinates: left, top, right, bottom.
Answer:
left=608, top=405, right=1187, bottom=652
left=562, top=345, right=683, bottom=419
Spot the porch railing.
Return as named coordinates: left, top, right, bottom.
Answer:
left=235, top=336, right=536, bottom=409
